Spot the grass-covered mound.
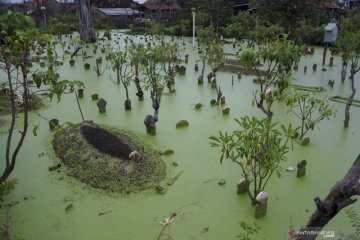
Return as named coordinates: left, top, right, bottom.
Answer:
left=52, top=122, right=166, bottom=194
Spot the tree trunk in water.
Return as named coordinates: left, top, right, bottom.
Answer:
left=199, top=50, right=208, bottom=83
left=0, top=63, right=29, bottom=184
left=341, top=61, right=347, bottom=82
left=78, top=0, right=96, bottom=43
left=344, top=68, right=356, bottom=128
left=296, top=154, right=360, bottom=240
left=124, top=86, right=131, bottom=110
left=134, top=63, right=144, bottom=100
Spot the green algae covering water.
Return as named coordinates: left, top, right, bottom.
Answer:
left=1, top=32, right=360, bottom=240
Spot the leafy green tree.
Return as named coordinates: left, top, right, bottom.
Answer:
left=251, top=0, right=320, bottom=38
left=207, top=39, right=225, bottom=75
left=0, top=12, right=84, bottom=184
left=209, top=116, right=296, bottom=204
left=282, top=89, right=336, bottom=140
left=129, top=43, right=146, bottom=101
left=106, top=46, right=134, bottom=110
left=207, top=39, right=225, bottom=102
left=141, top=44, right=168, bottom=135
left=251, top=24, right=283, bottom=43
left=239, top=36, right=300, bottom=119
left=197, top=27, right=216, bottom=84
left=163, top=42, right=181, bottom=93
left=336, top=15, right=360, bottom=128
left=225, top=12, right=256, bottom=39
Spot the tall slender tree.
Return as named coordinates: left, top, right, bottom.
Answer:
left=336, top=15, right=360, bottom=128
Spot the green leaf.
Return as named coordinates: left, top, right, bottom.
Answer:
left=32, top=125, right=38, bottom=136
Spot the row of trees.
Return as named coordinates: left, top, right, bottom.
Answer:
left=105, top=37, right=181, bottom=135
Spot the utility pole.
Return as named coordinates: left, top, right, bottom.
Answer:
left=191, top=7, right=196, bottom=47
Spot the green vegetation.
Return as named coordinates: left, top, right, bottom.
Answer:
left=336, top=13, right=360, bottom=127
left=210, top=116, right=296, bottom=204
left=282, top=89, right=336, bottom=140
left=0, top=12, right=83, bottom=184
left=239, top=36, right=300, bottom=118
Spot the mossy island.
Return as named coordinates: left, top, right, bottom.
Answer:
left=52, top=121, right=166, bottom=194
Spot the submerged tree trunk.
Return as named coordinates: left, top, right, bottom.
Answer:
left=296, top=154, right=360, bottom=240
left=341, top=61, right=347, bottom=82
left=344, top=67, right=357, bottom=128
left=134, top=62, right=144, bottom=100
left=123, top=85, right=131, bottom=110
left=144, top=93, right=160, bottom=135
left=78, top=0, right=96, bottom=43
left=199, top=50, right=208, bottom=83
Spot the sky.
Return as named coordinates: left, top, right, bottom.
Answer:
left=133, top=0, right=146, bottom=3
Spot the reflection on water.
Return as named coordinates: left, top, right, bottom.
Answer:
left=1, top=32, right=360, bottom=240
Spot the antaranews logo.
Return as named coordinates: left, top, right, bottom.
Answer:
left=288, top=229, right=335, bottom=238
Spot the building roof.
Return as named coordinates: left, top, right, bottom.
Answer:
left=97, top=8, right=142, bottom=16
left=318, top=1, right=340, bottom=9
left=94, top=0, right=141, bottom=9
left=143, top=0, right=181, bottom=10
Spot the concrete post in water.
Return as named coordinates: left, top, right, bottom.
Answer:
left=97, top=98, right=107, bottom=113
left=304, top=66, right=307, bottom=73
left=220, top=96, right=225, bottom=105
left=297, top=159, right=307, bottom=178
left=329, top=56, right=334, bottom=66
left=78, top=88, right=84, bottom=98
left=255, top=191, right=269, bottom=219
left=237, top=178, right=249, bottom=194
left=312, top=64, right=317, bottom=71
left=91, top=93, right=98, bottom=100
left=194, top=63, right=198, bottom=71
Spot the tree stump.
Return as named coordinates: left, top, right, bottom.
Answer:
left=124, top=99, right=131, bottom=110
left=297, top=160, right=307, bottom=178
left=197, top=75, right=203, bottom=84
left=312, top=64, right=317, bottom=71
left=49, top=118, right=59, bottom=131
left=194, top=63, right=199, bottom=71
left=91, top=93, right=98, bottom=100
left=144, top=115, right=156, bottom=135
left=96, top=57, right=102, bottom=64
left=329, top=56, right=334, bottom=66
left=84, top=63, right=90, bottom=70
left=78, top=88, right=84, bottom=98
left=220, top=96, right=225, bottom=105
left=97, top=98, right=107, bottom=113
left=222, top=107, right=230, bottom=115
